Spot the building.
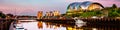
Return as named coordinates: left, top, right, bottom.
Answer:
left=67, top=1, right=104, bottom=11
left=66, top=1, right=104, bottom=15
left=37, top=11, right=43, bottom=19
left=45, top=10, right=61, bottom=18
left=53, top=11, right=60, bottom=16
left=45, top=11, right=53, bottom=17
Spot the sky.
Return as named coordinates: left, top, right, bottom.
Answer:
left=0, top=0, right=120, bottom=16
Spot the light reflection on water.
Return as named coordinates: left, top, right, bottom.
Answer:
left=19, top=21, right=66, bottom=30
left=14, top=20, right=120, bottom=30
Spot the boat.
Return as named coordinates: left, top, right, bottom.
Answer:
left=73, top=17, right=86, bottom=27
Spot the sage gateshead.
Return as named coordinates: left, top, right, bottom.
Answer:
left=67, top=1, right=104, bottom=11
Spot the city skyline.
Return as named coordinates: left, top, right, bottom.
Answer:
left=0, top=0, right=120, bottom=16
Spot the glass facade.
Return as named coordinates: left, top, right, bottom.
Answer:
left=67, top=1, right=104, bottom=11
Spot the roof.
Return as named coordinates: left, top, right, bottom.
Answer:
left=67, top=1, right=104, bottom=10
left=67, top=2, right=81, bottom=9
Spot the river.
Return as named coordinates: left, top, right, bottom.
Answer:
left=9, top=20, right=120, bottom=30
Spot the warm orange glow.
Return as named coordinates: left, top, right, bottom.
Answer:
left=37, top=22, right=43, bottom=28
left=37, top=11, right=43, bottom=19
left=88, top=4, right=102, bottom=10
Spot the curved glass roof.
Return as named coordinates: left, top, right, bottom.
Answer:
left=67, top=1, right=104, bottom=10
left=80, top=1, right=93, bottom=9
left=67, top=2, right=81, bottom=10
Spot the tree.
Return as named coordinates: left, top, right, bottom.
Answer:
left=112, top=4, right=117, bottom=8
left=0, top=12, right=6, bottom=18
left=108, top=8, right=120, bottom=18
left=61, top=14, right=66, bottom=16
left=6, top=14, right=13, bottom=17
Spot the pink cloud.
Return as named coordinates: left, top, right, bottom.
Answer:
left=0, top=0, right=120, bottom=16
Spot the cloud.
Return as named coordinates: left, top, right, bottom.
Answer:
left=0, top=0, right=120, bottom=16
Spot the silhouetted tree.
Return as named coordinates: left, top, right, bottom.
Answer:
left=0, top=12, right=6, bottom=18
left=61, top=14, right=66, bottom=16
left=6, top=14, right=13, bottom=17
left=112, top=4, right=117, bottom=8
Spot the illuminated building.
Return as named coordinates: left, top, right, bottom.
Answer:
left=45, top=11, right=53, bottom=17
left=67, top=1, right=104, bottom=11
left=45, top=11, right=60, bottom=18
left=53, top=11, right=60, bottom=16
left=66, top=1, right=104, bottom=15
left=37, top=11, right=43, bottom=19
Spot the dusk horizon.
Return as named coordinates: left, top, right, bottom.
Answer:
left=0, top=0, right=120, bottom=30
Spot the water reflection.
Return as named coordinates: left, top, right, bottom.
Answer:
left=12, top=20, right=120, bottom=30
left=14, top=21, right=66, bottom=30
left=37, top=22, right=43, bottom=28
left=37, top=22, right=66, bottom=30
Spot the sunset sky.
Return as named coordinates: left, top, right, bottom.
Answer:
left=0, top=0, right=120, bottom=16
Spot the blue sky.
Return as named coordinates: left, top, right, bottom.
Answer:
left=0, top=0, right=120, bottom=16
